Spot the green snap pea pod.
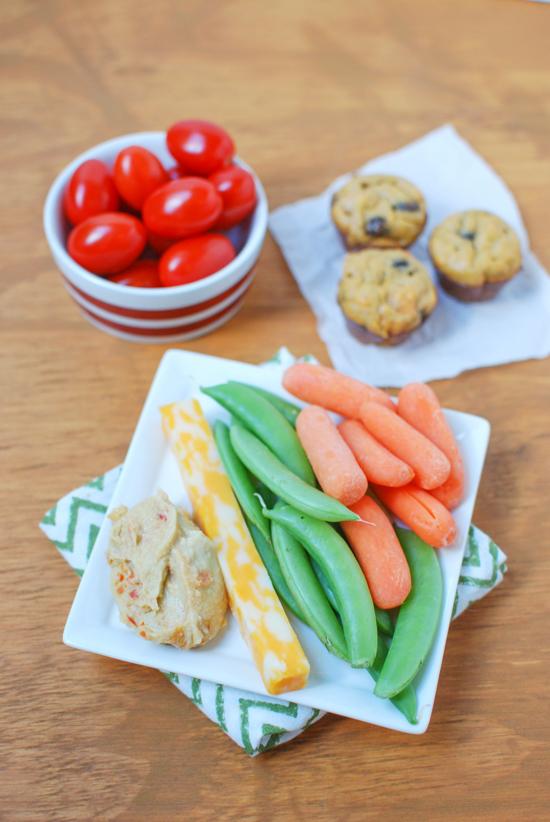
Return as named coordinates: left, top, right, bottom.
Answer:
left=375, top=527, right=443, bottom=699
left=213, top=420, right=271, bottom=543
left=311, top=558, right=394, bottom=638
left=271, top=518, right=348, bottom=660
left=311, top=558, right=339, bottom=611
left=368, top=635, right=418, bottom=724
left=229, top=424, right=358, bottom=523
left=374, top=607, right=394, bottom=638
left=264, top=504, right=377, bottom=667
left=252, top=479, right=278, bottom=510
left=228, top=381, right=301, bottom=427
left=201, top=382, right=315, bottom=484
left=247, top=521, right=307, bottom=623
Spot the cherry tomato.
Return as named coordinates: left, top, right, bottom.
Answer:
left=209, top=165, right=257, bottom=229
left=113, top=146, right=168, bottom=211
left=110, top=260, right=161, bottom=288
left=68, top=212, right=147, bottom=275
left=143, top=178, right=222, bottom=239
left=159, top=234, right=236, bottom=287
left=166, top=165, right=186, bottom=181
left=166, top=120, right=234, bottom=176
left=63, top=159, right=119, bottom=225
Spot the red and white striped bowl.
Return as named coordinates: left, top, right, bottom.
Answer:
left=43, top=132, right=268, bottom=342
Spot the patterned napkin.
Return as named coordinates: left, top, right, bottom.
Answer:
left=41, top=350, right=507, bottom=755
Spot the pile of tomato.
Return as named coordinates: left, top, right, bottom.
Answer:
left=63, top=120, right=257, bottom=288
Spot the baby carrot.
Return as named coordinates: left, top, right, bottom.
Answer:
left=296, top=406, right=368, bottom=506
left=431, top=479, right=463, bottom=512
left=359, top=401, right=451, bottom=490
left=373, top=485, right=458, bottom=548
left=341, top=496, right=411, bottom=609
left=398, top=383, right=465, bottom=509
left=338, top=419, right=414, bottom=487
left=283, top=363, right=394, bottom=418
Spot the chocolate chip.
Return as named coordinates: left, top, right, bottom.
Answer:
left=392, top=258, right=409, bottom=268
left=459, top=230, right=476, bottom=241
left=393, top=201, right=420, bottom=212
left=365, top=216, right=388, bottom=236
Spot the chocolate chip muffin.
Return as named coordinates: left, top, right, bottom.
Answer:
left=337, top=249, right=438, bottom=345
left=429, top=210, right=522, bottom=301
left=331, top=174, right=427, bottom=249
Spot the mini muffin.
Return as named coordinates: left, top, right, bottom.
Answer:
left=429, top=210, right=522, bottom=301
left=331, top=174, right=427, bottom=249
left=337, top=249, right=438, bottom=345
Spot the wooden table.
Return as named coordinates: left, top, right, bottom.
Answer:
left=2, top=1, right=550, bottom=818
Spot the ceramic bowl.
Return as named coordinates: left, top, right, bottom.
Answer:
left=43, top=132, right=268, bottom=342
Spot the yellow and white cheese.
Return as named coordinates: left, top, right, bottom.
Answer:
left=161, top=399, right=310, bottom=695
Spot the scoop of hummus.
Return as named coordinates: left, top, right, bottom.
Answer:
left=107, top=490, right=227, bottom=649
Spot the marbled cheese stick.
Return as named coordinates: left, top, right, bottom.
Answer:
left=161, top=399, right=310, bottom=695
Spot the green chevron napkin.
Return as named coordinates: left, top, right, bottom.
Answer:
left=40, top=349, right=507, bottom=755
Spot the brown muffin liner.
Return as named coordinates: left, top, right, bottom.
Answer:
left=436, top=270, right=516, bottom=302
left=344, top=315, right=426, bottom=347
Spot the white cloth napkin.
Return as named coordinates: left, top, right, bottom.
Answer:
left=269, top=125, right=550, bottom=386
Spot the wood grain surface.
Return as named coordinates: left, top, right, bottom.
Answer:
left=2, top=1, right=550, bottom=819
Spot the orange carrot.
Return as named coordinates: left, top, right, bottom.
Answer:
left=359, top=401, right=451, bottom=490
left=431, top=479, right=463, bottom=511
left=373, top=485, right=457, bottom=548
left=283, top=363, right=394, bottom=418
left=338, top=419, right=414, bottom=487
left=341, top=496, right=411, bottom=609
left=398, top=382, right=465, bottom=509
left=296, top=405, right=368, bottom=506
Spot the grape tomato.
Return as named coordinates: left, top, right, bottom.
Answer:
left=68, top=212, right=146, bottom=275
left=159, top=233, right=235, bottom=287
left=63, top=159, right=119, bottom=225
left=110, top=259, right=161, bottom=288
left=209, top=165, right=257, bottom=229
left=166, top=119, right=234, bottom=176
left=113, top=146, right=168, bottom=210
left=142, top=178, right=222, bottom=239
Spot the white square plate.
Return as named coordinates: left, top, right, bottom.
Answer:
left=64, top=350, right=490, bottom=734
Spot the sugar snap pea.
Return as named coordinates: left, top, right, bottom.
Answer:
left=369, top=635, right=418, bottom=724
left=312, top=558, right=395, bottom=638
left=213, top=420, right=271, bottom=542
left=311, top=558, right=339, bottom=611
left=230, top=424, right=359, bottom=523
left=374, top=527, right=443, bottom=699
left=202, top=382, right=315, bottom=483
left=271, top=516, right=348, bottom=659
left=247, top=521, right=307, bottom=623
left=375, top=607, right=394, bottom=638
left=228, top=381, right=301, bottom=427
left=264, top=504, right=377, bottom=667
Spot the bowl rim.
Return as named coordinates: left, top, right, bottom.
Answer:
left=43, top=130, right=268, bottom=301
